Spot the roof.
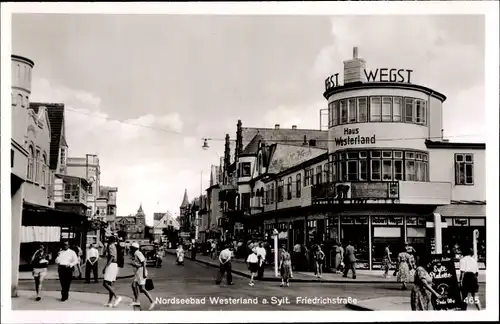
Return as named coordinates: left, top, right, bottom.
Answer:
left=267, top=144, right=327, bottom=174
left=241, top=134, right=263, bottom=156
left=11, top=54, right=34, bottom=67
left=241, top=127, right=328, bottom=150
left=153, top=212, right=164, bottom=221
left=136, top=203, right=145, bottom=217
left=32, top=102, right=65, bottom=170
left=434, top=203, right=486, bottom=218
left=425, top=140, right=485, bottom=150
left=180, top=189, right=190, bottom=208
left=323, top=81, right=447, bottom=102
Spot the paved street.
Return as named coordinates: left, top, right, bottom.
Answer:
left=15, top=254, right=487, bottom=311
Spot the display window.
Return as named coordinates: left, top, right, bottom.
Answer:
left=341, top=216, right=369, bottom=268
left=442, top=218, right=486, bottom=268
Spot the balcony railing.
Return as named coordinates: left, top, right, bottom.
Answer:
left=311, top=181, right=451, bottom=205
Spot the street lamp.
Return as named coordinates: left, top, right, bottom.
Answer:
left=202, top=138, right=210, bottom=150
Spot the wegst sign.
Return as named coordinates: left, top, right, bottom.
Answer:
left=325, top=68, right=414, bottom=91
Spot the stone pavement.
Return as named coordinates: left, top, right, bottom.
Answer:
left=166, top=250, right=486, bottom=283
left=12, top=290, right=134, bottom=311
left=18, top=261, right=135, bottom=281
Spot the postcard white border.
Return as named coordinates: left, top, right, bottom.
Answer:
left=1, top=1, right=499, bottom=323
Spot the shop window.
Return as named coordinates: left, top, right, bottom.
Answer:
left=286, top=177, right=292, bottom=200
left=405, top=160, right=416, bottom=181
left=382, top=97, right=392, bottom=121
left=348, top=98, right=357, bottom=123
left=370, top=97, right=382, bottom=122
left=240, top=162, right=251, bottom=177
left=455, top=153, right=474, bottom=185
left=347, top=160, right=358, bottom=181
left=357, top=97, right=368, bottom=123
left=340, top=100, right=347, bottom=124
left=316, top=165, right=322, bottom=184
left=405, top=98, right=414, bottom=123
left=416, top=100, right=426, bottom=125
left=371, top=160, right=381, bottom=181
left=296, top=174, right=301, bottom=197
left=393, top=97, right=402, bottom=122
left=382, top=160, right=393, bottom=181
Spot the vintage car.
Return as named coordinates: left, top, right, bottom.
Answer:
left=140, top=244, right=162, bottom=267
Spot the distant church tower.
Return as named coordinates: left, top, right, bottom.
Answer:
left=179, top=189, right=190, bottom=231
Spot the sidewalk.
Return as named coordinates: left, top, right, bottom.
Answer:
left=12, top=290, right=134, bottom=311
left=19, top=261, right=135, bottom=281
left=167, top=250, right=486, bottom=283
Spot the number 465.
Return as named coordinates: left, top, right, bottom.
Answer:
left=464, top=296, right=480, bottom=304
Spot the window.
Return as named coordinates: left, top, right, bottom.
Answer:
left=332, top=101, right=339, bottom=126
left=330, top=159, right=337, bottom=182
left=357, top=97, right=368, bottom=123
left=316, top=165, right=323, bottom=184
left=382, top=160, right=393, bottom=181
left=296, top=174, right=302, bottom=197
left=382, top=151, right=392, bottom=158
left=394, top=151, right=403, bottom=159
left=371, top=160, right=381, bottom=180
left=393, top=97, right=402, bottom=122
left=241, top=162, right=251, bottom=177
left=405, top=98, right=414, bottom=123
left=60, top=147, right=66, bottom=166
left=17, top=94, right=23, bottom=108
left=359, top=160, right=368, bottom=181
left=328, top=102, right=335, bottom=127
left=287, top=177, right=292, bottom=200
left=416, top=160, right=425, bottom=181
left=265, top=185, right=270, bottom=204
left=348, top=98, right=357, bottom=123
left=370, top=97, right=382, bottom=122
left=371, top=151, right=381, bottom=158
left=405, top=160, right=416, bottom=181
left=416, top=100, right=426, bottom=125
left=27, top=146, right=34, bottom=181
left=35, top=149, right=40, bottom=183
left=455, top=154, right=474, bottom=185
left=394, top=160, right=403, bottom=180
left=304, top=169, right=312, bottom=187
left=340, top=100, right=347, bottom=124
left=382, top=97, right=392, bottom=121
left=270, top=183, right=275, bottom=203
left=42, top=154, right=47, bottom=186
left=323, top=163, right=329, bottom=183
left=347, top=160, right=358, bottom=181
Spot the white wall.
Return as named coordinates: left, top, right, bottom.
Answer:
left=428, top=148, right=485, bottom=201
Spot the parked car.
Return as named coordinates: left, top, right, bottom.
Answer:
left=140, top=244, right=162, bottom=267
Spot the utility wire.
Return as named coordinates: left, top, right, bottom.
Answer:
left=64, top=107, right=484, bottom=144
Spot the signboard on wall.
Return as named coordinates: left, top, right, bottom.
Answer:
left=417, top=217, right=426, bottom=226
left=406, top=217, right=417, bottom=226
left=453, top=218, right=469, bottom=226
left=355, top=216, right=369, bottom=225
left=341, top=216, right=354, bottom=224
left=371, top=216, right=388, bottom=225
left=388, top=216, right=404, bottom=226
left=351, top=182, right=399, bottom=200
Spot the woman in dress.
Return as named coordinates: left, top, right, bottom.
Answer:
left=397, top=245, right=411, bottom=290
left=334, top=241, right=344, bottom=274
left=31, top=244, right=49, bottom=301
left=411, top=260, right=441, bottom=310
left=382, top=244, right=392, bottom=278
left=279, top=245, right=292, bottom=287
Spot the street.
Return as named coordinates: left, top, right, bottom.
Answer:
left=16, top=254, right=486, bottom=311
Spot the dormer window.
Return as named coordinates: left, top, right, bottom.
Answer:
left=240, top=162, right=251, bottom=177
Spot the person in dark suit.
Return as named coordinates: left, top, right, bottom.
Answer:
left=343, top=241, right=357, bottom=279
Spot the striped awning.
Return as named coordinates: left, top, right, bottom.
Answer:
left=21, top=226, right=61, bottom=243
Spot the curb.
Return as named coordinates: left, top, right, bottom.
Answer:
left=345, top=302, right=374, bottom=311
left=165, top=251, right=394, bottom=284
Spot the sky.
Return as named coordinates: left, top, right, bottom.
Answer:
left=11, top=14, right=485, bottom=225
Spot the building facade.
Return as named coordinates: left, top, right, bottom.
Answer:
left=115, top=204, right=147, bottom=240
left=212, top=48, right=486, bottom=270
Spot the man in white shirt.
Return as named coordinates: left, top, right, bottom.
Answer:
left=256, top=242, right=267, bottom=280
left=459, top=248, right=481, bottom=310
left=55, top=241, right=79, bottom=301
left=215, top=245, right=233, bottom=285
left=85, top=244, right=100, bottom=283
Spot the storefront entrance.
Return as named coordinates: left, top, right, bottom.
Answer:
left=341, top=216, right=369, bottom=268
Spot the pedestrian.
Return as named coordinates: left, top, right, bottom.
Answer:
left=102, top=236, right=122, bottom=307
left=303, top=245, right=310, bottom=271
left=130, top=243, right=156, bottom=310
left=31, top=243, right=49, bottom=301
left=85, top=243, right=99, bottom=283
left=191, top=239, right=197, bottom=261
left=215, top=244, right=233, bottom=285
left=459, top=247, right=481, bottom=310
left=210, top=241, right=217, bottom=260
left=246, top=248, right=259, bottom=287
left=314, top=245, right=326, bottom=278
left=176, top=244, right=185, bottom=265
left=397, top=243, right=411, bottom=290
left=70, top=241, right=83, bottom=279
left=333, top=241, right=344, bottom=274
left=411, top=258, right=441, bottom=311
left=342, top=241, right=357, bottom=279
left=292, top=243, right=301, bottom=271
left=382, top=244, right=393, bottom=278
left=256, top=242, right=267, bottom=280
left=55, top=240, right=79, bottom=301
left=279, top=245, right=292, bottom=287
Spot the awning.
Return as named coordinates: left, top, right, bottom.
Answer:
left=22, top=201, right=88, bottom=227
left=434, top=204, right=486, bottom=218
left=21, top=226, right=61, bottom=243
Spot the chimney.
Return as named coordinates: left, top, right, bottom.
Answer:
left=275, top=124, right=280, bottom=130
left=292, top=125, right=297, bottom=130
left=343, top=46, right=367, bottom=84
